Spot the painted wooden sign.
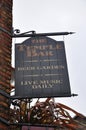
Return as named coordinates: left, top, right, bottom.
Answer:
left=15, top=36, right=71, bottom=98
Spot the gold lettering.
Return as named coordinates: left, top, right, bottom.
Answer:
left=49, top=84, right=53, bottom=88
left=26, top=46, right=31, bottom=57
left=21, top=81, right=23, bottom=85
left=27, top=81, right=32, bottom=85
left=32, top=85, right=38, bottom=89
left=31, top=38, right=47, bottom=43
left=32, top=84, right=53, bottom=89
left=17, top=66, right=35, bottom=71
left=46, top=51, right=53, bottom=56
left=25, top=45, right=54, bottom=57
left=30, top=67, right=35, bottom=70
left=18, top=45, right=24, bottom=51
left=40, top=51, right=53, bottom=56
left=18, top=65, right=64, bottom=71
left=40, top=80, right=49, bottom=84
left=25, top=81, right=28, bottom=85
left=39, top=52, right=45, bottom=56
left=56, top=44, right=63, bottom=49
left=48, top=45, right=51, bottom=49
left=20, top=80, right=63, bottom=87
left=50, top=79, right=63, bottom=84
left=46, top=66, right=51, bottom=69
left=37, top=67, right=40, bottom=70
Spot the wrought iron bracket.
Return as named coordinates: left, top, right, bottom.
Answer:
left=12, top=29, right=75, bottom=38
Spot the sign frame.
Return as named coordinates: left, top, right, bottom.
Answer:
left=15, top=36, right=71, bottom=98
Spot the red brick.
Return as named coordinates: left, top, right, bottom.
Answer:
left=0, top=0, right=12, bottom=129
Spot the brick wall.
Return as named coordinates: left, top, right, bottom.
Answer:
left=0, top=0, right=12, bottom=130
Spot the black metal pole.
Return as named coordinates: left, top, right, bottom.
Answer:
left=12, top=32, right=75, bottom=38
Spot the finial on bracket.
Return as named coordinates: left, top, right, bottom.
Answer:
left=71, top=93, right=78, bottom=97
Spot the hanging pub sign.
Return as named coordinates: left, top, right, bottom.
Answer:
left=15, top=36, right=71, bottom=98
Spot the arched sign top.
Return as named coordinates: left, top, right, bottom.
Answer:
left=22, top=36, right=59, bottom=44
left=15, top=36, right=71, bottom=98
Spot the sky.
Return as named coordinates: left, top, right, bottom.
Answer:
left=13, top=0, right=86, bottom=116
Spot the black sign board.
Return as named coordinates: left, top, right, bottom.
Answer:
left=15, top=36, right=71, bottom=98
